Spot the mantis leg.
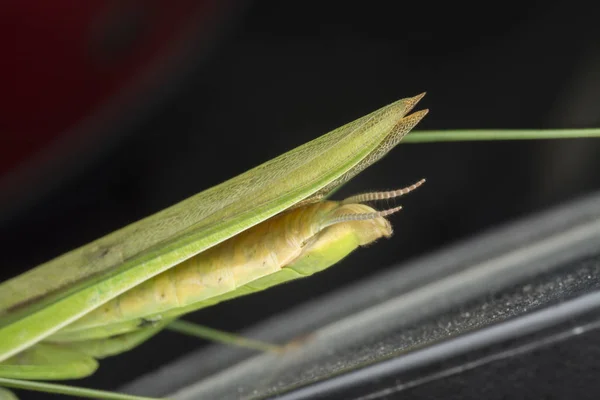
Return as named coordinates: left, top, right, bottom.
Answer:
left=166, top=320, right=284, bottom=353
left=0, top=324, right=166, bottom=381
left=57, top=323, right=167, bottom=359
left=0, top=344, right=98, bottom=380
left=50, top=314, right=285, bottom=354
left=0, top=327, right=172, bottom=399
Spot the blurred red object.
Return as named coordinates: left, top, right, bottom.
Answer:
left=1, top=0, right=223, bottom=178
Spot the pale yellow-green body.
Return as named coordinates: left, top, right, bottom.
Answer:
left=1, top=200, right=394, bottom=380
left=52, top=201, right=391, bottom=341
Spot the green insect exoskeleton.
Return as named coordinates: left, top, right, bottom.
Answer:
left=0, top=95, right=429, bottom=397
left=58, top=178, right=426, bottom=338
left=1, top=179, right=426, bottom=382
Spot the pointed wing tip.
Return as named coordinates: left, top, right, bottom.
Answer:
left=409, top=92, right=427, bottom=104
left=402, top=93, right=427, bottom=115
left=411, top=108, right=429, bottom=119
left=397, top=108, right=429, bottom=133
left=414, top=92, right=427, bottom=100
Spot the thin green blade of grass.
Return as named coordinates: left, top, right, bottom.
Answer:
left=0, top=378, right=165, bottom=400
left=404, top=128, right=600, bottom=143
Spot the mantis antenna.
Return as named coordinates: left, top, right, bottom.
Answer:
left=321, top=205, right=404, bottom=229
left=322, top=179, right=426, bottom=228
left=342, top=178, right=426, bottom=204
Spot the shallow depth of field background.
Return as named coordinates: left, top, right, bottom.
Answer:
left=2, top=0, right=600, bottom=396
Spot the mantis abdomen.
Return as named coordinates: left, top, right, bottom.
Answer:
left=49, top=176, right=427, bottom=345
left=49, top=199, right=401, bottom=343
left=3, top=197, right=403, bottom=378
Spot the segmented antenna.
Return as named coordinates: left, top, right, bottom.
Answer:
left=342, top=178, right=426, bottom=204
left=321, top=205, right=403, bottom=229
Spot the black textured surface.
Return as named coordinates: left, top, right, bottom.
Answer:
left=394, top=319, right=600, bottom=400
left=268, top=259, right=600, bottom=400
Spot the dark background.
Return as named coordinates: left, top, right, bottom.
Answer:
left=2, top=0, right=600, bottom=397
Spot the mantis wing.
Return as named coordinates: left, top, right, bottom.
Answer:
left=0, top=94, right=428, bottom=362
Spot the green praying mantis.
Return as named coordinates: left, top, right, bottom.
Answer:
left=1, top=93, right=599, bottom=400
